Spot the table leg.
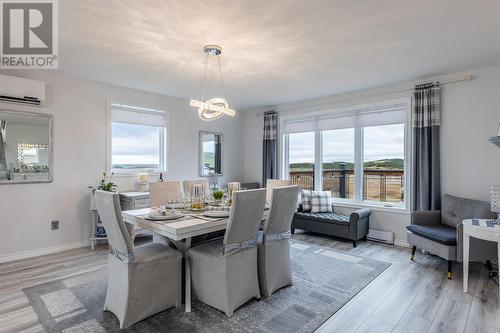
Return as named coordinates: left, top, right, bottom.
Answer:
left=463, top=233, right=470, bottom=292
left=184, top=237, right=192, bottom=313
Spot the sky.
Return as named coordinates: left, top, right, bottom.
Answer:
left=289, top=124, right=405, bottom=164
left=111, top=122, right=161, bottom=166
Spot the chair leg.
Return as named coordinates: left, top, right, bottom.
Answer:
left=291, top=227, right=295, bottom=235
left=352, top=240, right=357, bottom=248
left=448, top=260, right=452, bottom=280
left=411, top=246, right=417, bottom=260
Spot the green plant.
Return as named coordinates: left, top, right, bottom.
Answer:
left=88, top=172, right=117, bottom=193
left=212, top=189, right=225, bottom=200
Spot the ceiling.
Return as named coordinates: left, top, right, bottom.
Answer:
left=59, top=0, right=500, bottom=110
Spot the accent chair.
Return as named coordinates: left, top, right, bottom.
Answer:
left=407, top=194, right=497, bottom=279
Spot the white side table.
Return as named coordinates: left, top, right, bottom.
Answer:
left=463, top=219, right=500, bottom=296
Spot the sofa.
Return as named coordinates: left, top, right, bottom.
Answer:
left=291, top=208, right=371, bottom=247
left=407, top=194, right=497, bottom=279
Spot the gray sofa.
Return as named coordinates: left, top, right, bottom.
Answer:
left=291, top=208, right=371, bottom=247
left=407, top=194, right=498, bottom=279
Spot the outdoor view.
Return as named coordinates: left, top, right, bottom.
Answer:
left=289, top=124, right=405, bottom=204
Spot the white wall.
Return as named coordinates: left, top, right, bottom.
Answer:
left=0, top=70, right=244, bottom=259
left=242, top=65, right=500, bottom=245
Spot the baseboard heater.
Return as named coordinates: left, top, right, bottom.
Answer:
left=367, top=229, right=395, bottom=245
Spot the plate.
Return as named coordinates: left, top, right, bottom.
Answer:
left=165, top=203, right=186, bottom=209
left=204, top=210, right=230, bottom=218
left=147, top=212, right=184, bottom=221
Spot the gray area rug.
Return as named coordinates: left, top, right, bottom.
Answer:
left=24, top=240, right=390, bottom=333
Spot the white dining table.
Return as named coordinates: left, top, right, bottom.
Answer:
left=122, top=207, right=230, bottom=313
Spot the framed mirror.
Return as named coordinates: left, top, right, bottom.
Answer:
left=198, top=131, right=223, bottom=177
left=0, top=110, right=53, bottom=184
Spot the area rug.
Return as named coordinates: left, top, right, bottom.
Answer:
left=24, top=240, right=390, bottom=333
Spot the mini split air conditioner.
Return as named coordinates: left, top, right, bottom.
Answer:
left=0, top=74, right=46, bottom=106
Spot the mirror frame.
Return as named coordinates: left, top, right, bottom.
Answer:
left=0, top=109, right=54, bottom=184
left=198, top=131, right=223, bottom=177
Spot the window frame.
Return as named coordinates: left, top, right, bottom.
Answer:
left=106, top=101, right=169, bottom=176
left=280, top=98, right=411, bottom=212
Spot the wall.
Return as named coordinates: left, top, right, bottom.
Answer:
left=242, top=65, right=500, bottom=245
left=0, top=70, right=244, bottom=260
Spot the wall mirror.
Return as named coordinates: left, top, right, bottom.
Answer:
left=199, top=131, right=223, bottom=177
left=0, top=110, right=53, bottom=184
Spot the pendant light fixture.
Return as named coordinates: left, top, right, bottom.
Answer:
left=190, top=45, right=236, bottom=121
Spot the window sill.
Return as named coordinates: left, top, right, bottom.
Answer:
left=332, top=200, right=410, bottom=215
left=111, top=171, right=166, bottom=178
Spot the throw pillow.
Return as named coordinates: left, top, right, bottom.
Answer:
left=311, top=191, right=333, bottom=213
left=300, top=190, right=312, bottom=212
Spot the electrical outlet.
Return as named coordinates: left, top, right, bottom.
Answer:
left=51, top=220, right=59, bottom=230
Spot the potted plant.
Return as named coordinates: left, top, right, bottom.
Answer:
left=212, top=189, right=225, bottom=205
left=88, top=172, right=117, bottom=238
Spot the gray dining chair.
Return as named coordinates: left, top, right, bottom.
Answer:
left=265, top=179, right=292, bottom=204
left=94, top=190, right=182, bottom=328
left=258, top=186, right=299, bottom=297
left=189, top=188, right=267, bottom=317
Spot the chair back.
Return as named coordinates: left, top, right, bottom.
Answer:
left=266, top=179, right=292, bottom=203
left=441, top=194, right=496, bottom=227
left=94, top=190, right=134, bottom=262
left=183, top=179, right=209, bottom=196
left=223, top=189, right=266, bottom=252
left=264, top=186, right=300, bottom=237
left=150, top=181, right=183, bottom=206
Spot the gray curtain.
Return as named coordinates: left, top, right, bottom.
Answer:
left=262, top=112, right=278, bottom=187
left=214, top=134, right=222, bottom=174
left=412, top=83, right=441, bottom=211
left=0, top=121, right=6, bottom=172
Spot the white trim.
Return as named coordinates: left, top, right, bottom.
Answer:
left=0, top=240, right=91, bottom=264
left=333, top=200, right=410, bottom=215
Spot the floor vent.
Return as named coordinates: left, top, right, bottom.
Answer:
left=367, top=229, right=395, bottom=245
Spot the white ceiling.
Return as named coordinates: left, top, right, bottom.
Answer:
left=59, top=0, right=500, bottom=109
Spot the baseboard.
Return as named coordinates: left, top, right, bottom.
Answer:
left=0, top=240, right=91, bottom=264
left=394, top=239, right=410, bottom=248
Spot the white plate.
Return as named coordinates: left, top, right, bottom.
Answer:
left=203, top=210, right=230, bottom=218
left=165, top=203, right=186, bottom=209
left=147, top=212, right=184, bottom=221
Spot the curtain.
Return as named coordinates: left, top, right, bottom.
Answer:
left=0, top=121, right=6, bottom=172
left=214, top=134, right=222, bottom=174
left=413, top=83, right=441, bottom=211
left=262, top=111, right=278, bottom=187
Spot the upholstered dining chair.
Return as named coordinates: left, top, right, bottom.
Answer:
left=149, top=181, right=183, bottom=207
left=189, top=188, right=267, bottom=317
left=94, top=190, right=182, bottom=328
left=265, top=179, right=292, bottom=204
left=258, top=186, right=299, bottom=297
left=183, top=179, right=209, bottom=196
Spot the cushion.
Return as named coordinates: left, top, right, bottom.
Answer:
left=294, top=211, right=350, bottom=225
left=406, top=224, right=457, bottom=246
left=300, top=190, right=312, bottom=212
left=311, top=191, right=333, bottom=213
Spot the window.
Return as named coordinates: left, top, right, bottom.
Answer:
left=322, top=128, right=355, bottom=199
left=109, top=104, right=167, bottom=173
left=288, top=132, right=315, bottom=190
left=283, top=100, right=408, bottom=208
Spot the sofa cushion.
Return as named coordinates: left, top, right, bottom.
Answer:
left=311, top=191, right=333, bottom=213
left=407, top=224, right=457, bottom=246
left=294, top=211, right=350, bottom=225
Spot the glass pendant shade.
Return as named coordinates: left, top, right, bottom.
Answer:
left=190, top=45, right=236, bottom=121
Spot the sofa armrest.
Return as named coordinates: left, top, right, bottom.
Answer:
left=349, top=208, right=371, bottom=241
left=411, top=210, right=441, bottom=226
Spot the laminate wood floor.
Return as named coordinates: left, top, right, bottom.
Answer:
left=0, top=232, right=498, bottom=333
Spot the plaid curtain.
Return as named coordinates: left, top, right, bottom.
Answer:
left=413, top=83, right=441, bottom=211
left=262, top=111, right=278, bottom=187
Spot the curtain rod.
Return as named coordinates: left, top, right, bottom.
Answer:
left=257, top=74, right=473, bottom=116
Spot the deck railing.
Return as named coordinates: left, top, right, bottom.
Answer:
left=290, top=168, right=404, bottom=203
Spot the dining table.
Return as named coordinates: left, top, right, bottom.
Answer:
left=122, top=206, right=268, bottom=313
